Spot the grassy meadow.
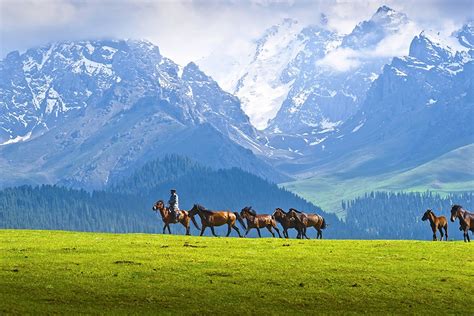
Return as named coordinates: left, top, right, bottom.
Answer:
left=1, top=230, right=473, bottom=314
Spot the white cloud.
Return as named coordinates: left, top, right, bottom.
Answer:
left=0, top=0, right=472, bottom=66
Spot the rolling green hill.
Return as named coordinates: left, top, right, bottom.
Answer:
left=282, top=144, right=474, bottom=217
left=1, top=230, right=473, bottom=314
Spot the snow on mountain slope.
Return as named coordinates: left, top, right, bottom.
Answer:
left=287, top=25, right=474, bottom=177
left=0, top=39, right=287, bottom=188
left=232, top=18, right=305, bottom=129
left=261, top=6, right=417, bottom=156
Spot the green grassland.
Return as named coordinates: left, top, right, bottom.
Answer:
left=282, top=144, right=474, bottom=217
left=1, top=230, right=473, bottom=314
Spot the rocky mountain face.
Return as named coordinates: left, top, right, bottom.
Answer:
left=224, top=6, right=417, bottom=157
left=0, top=39, right=286, bottom=188
left=288, top=28, right=474, bottom=177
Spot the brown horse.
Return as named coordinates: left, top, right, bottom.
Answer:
left=188, top=204, right=246, bottom=237
left=288, top=208, right=327, bottom=239
left=152, top=200, right=200, bottom=235
left=450, top=205, right=474, bottom=242
left=272, top=208, right=304, bottom=239
left=421, top=209, right=448, bottom=241
left=240, top=206, right=282, bottom=238
left=287, top=208, right=310, bottom=239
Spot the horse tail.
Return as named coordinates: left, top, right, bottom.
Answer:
left=321, top=217, right=327, bottom=230
left=234, top=212, right=247, bottom=230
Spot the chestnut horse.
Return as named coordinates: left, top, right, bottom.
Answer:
left=288, top=208, right=327, bottom=239
left=287, top=209, right=310, bottom=239
left=152, top=200, right=200, bottom=235
left=188, top=204, right=246, bottom=237
left=240, top=206, right=282, bottom=238
left=272, top=208, right=304, bottom=239
left=421, top=209, right=448, bottom=241
left=450, top=205, right=474, bottom=242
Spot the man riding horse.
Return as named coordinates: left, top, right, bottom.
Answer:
left=168, top=189, right=180, bottom=223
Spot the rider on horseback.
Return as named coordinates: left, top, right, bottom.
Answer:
left=168, top=189, right=180, bottom=223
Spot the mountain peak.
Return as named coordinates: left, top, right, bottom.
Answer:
left=409, top=31, right=453, bottom=64
left=376, top=5, right=394, bottom=14
left=341, top=5, right=409, bottom=49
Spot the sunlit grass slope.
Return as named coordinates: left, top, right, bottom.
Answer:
left=282, top=144, right=474, bottom=217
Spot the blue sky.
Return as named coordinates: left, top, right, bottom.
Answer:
left=1, top=0, right=473, bottom=64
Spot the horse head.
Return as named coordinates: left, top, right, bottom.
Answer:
left=272, top=208, right=286, bottom=219
left=152, top=200, right=165, bottom=212
left=450, top=205, right=463, bottom=222
left=421, top=209, right=432, bottom=221
left=240, top=206, right=256, bottom=218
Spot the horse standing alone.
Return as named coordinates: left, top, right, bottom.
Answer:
left=421, top=209, right=448, bottom=241
left=450, top=205, right=474, bottom=242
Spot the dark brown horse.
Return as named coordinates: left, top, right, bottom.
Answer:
left=188, top=204, right=246, bottom=237
left=288, top=208, right=327, bottom=239
left=287, top=208, right=310, bottom=239
left=272, top=208, right=304, bottom=239
left=450, top=205, right=474, bottom=242
left=240, top=206, right=281, bottom=238
left=152, top=200, right=200, bottom=235
left=421, top=209, right=448, bottom=241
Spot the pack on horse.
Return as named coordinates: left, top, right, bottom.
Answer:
left=421, top=209, right=448, bottom=241
left=272, top=208, right=304, bottom=239
left=450, top=205, right=474, bottom=242
left=288, top=208, right=327, bottom=239
left=240, top=206, right=282, bottom=238
left=152, top=200, right=200, bottom=235
left=188, top=204, right=246, bottom=237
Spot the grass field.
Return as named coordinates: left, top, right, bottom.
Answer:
left=282, top=144, right=474, bottom=218
left=1, top=230, right=473, bottom=315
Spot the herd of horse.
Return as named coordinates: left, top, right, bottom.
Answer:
left=152, top=200, right=474, bottom=242
left=152, top=200, right=327, bottom=239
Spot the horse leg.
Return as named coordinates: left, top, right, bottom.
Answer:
left=244, top=227, right=251, bottom=237
left=256, top=227, right=262, bottom=238
left=274, top=227, right=282, bottom=238
left=438, top=227, right=443, bottom=241
left=167, top=224, right=172, bottom=234
left=226, top=224, right=232, bottom=237
left=200, top=225, right=207, bottom=236
left=431, top=226, right=437, bottom=241
left=266, top=226, right=275, bottom=238
left=163, top=223, right=168, bottom=234
left=317, top=228, right=322, bottom=239
left=283, top=228, right=288, bottom=239
left=444, top=225, right=448, bottom=241
left=182, top=219, right=190, bottom=236
left=466, top=230, right=471, bottom=242
left=232, top=225, right=242, bottom=237
left=210, top=226, right=218, bottom=237
left=303, top=227, right=310, bottom=239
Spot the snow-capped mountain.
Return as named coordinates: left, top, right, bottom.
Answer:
left=0, top=39, right=286, bottom=188
left=216, top=6, right=418, bottom=157
left=287, top=25, right=473, bottom=177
